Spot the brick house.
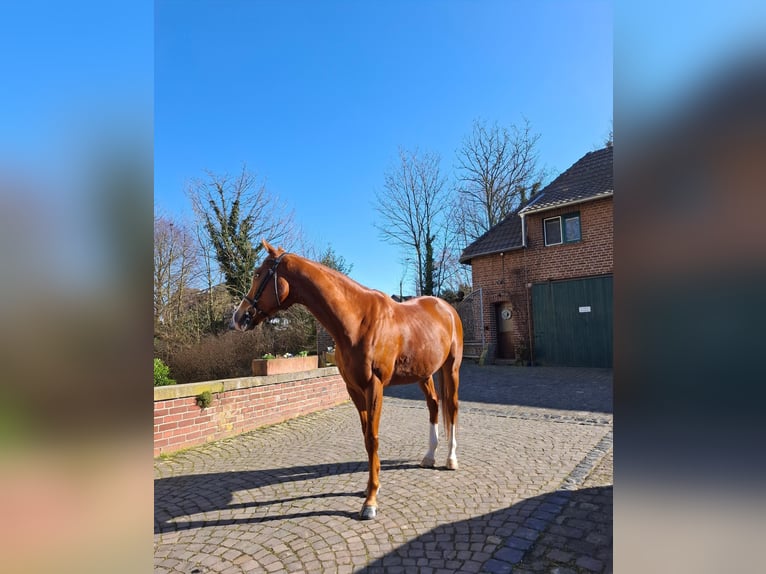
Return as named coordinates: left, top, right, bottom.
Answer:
left=459, top=145, right=613, bottom=367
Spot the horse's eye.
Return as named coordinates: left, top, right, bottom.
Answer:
left=254, top=273, right=260, bottom=278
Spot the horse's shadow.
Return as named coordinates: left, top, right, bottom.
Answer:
left=154, top=459, right=420, bottom=533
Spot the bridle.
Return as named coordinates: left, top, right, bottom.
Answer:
left=243, top=252, right=287, bottom=319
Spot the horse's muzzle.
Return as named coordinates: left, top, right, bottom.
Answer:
left=232, top=308, right=257, bottom=331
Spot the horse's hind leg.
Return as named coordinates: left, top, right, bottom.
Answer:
left=440, top=359, right=460, bottom=470
left=418, top=375, right=439, bottom=468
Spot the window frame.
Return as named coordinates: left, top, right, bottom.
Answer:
left=543, top=212, right=581, bottom=246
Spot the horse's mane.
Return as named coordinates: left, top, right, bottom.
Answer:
left=292, top=253, right=391, bottom=299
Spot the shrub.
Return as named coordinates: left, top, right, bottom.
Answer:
left=195, top=390, right=212, bottom=409
left=163, top=328, right=279, bottom=384
left=159, top=307, right=317, bottom=385
left=154, top=358, right=176, bottom=386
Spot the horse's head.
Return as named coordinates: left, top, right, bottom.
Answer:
left=232, top=239, right=291, bottom=331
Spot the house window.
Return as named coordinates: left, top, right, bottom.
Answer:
left=544, top=213, right=581, bottom=246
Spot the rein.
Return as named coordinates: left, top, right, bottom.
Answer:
left=243, top=252, right=287, bottom=317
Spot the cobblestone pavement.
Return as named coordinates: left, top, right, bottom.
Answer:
left=155, top=363, right=612, bottom=573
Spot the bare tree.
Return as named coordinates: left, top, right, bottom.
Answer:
left=153, top=215, right=200, bottom=330
left=189, top=218, right=235, bottom=335
left=374, top=147, right=449, bottom=296
left=187, top=165, right=297, bottom=298
left=455, top=117, right=546, bottom=241
left=435, top=198, right=473, bottom=295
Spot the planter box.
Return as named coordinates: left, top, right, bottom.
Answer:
left=251, top=355, right=318, bottom=376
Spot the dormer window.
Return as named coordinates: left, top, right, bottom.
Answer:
left=544, top=213, right=581, bottom=246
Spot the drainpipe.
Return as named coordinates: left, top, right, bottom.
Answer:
left=526, top=282, right=534, bottom=366
left=521, top=212, right=527, bottom=248
left=521, top=211, right=534, bottom=365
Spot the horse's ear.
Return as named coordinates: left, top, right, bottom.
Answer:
left=262, top=238, right=277, bottom=256
left=261, top=238, right=284, bottom=257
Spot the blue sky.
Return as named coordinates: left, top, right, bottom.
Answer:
left=157, top=0, right=613, bottom=296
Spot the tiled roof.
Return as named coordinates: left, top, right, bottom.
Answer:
left=458, top=209, right=525, bottom=263
left=519, top=145, right=613, bottom=214
left=459, top=145, right=613, bottom=264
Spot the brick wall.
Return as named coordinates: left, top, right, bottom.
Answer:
left=154, top=367, right=348, bottom=457
left=470, top=197, right=613, bottom=360
left=524, top=198, right=613, bottom=280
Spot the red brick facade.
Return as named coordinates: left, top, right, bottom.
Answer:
left=470, top=196, right=613, bottom=360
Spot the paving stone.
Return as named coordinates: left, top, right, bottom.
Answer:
left=585, top=531, right=610, bottom=545
left=461, top=560, right=483, bottom=573
left=576, top=555, right=604, bottom=571
left=495, top=546, right=525, bottom=563
left=549, top=524, right=585, bottom=539
left=515, top=526, right=542, bottom=541
left=220, top=549, right=240, bottom=562
left=506, top=536, right=534, bottom=551
left=524, top=517, right=549, bottom=531
left=484, top=558, right=514, bottom=573
left=545, top=548, right=573, bottom=562
left=566, top=539, right=598, bottom=555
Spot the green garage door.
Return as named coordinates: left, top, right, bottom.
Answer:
left=532, top=275, right=613, bottom=367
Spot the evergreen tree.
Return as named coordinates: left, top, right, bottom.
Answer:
left=187, top=166, right=296, bottom=297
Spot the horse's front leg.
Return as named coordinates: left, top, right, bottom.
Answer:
left=360, top=378, right=384, bottom=520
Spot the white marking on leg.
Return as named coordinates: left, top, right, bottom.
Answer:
left=421, top=423, right=438, bottom=467
left=446, top=424, right=458, bottom=470
left=428, top=422, right=438, bottom=458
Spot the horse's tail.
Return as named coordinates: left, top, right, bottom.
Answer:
left=435, top=367, right=446, bottom=433
left=439, top=304, right=463, bottom=433
left=439, top=364, right=460, bottom=434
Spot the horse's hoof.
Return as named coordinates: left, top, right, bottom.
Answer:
left=360, top=505, right=377, bottom=520
left=420, top=456, right=436, bottom=468
left=446, top=457, right=459, bottom=470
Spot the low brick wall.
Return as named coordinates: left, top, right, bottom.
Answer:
left=154, top=367, right=347, bottom=457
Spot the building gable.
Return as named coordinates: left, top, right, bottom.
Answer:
left=457, top=145, right=614, bottom=366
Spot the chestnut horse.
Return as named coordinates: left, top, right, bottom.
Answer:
left=232, top=240, right=463, bottom=520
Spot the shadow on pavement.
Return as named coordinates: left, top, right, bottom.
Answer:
left=154, top=459, right=418, bottom=533
left=361, top=485, right=613, bottom=574
left=156, top=464, right=612, bottom=571
left=384, top=363, right=613, bottom=414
